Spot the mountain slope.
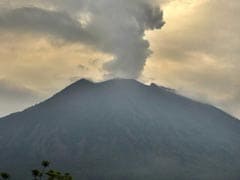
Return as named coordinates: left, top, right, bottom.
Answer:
left=0, top=79, right=240, bottom=180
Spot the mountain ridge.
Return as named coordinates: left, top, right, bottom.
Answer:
left=2, top=78, right=229, bottom=119
left=0, top=78, right=240, bottom=180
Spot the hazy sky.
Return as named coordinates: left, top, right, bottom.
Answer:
left=0, top=0, right=239, bottom=118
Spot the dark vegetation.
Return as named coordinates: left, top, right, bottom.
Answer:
left=0, top=161, right=72, bottom=180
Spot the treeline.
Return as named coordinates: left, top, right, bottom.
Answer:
left=0, top=161, right=73, bottom=180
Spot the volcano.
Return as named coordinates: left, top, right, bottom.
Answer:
left=0, top=79, right=240, bottom=179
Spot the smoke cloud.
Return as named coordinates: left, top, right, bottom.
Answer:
left=0, top=0, right=165, bottom=78
left=80, top=0, right=165, bottom=78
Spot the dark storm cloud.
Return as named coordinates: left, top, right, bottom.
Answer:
left=0, top=0, right=165, bottom=78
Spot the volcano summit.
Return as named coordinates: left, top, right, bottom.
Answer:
left=0, top=79, right=240, bottom=179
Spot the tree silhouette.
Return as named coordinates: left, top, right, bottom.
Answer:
left=40, top=161, right=50, bottom=180
left=0, top=172, right=10, bottom=180
left=46, top=170, right=73, bottom=180
left=41, top=161, right=50, bottom=169
left=1, top=161, right=72, bottom=180
left=32, top=169, right=40, bottom=180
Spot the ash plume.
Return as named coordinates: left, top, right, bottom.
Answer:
left=0, top=0, right=165, bottom=78
left=76, top=0, right=165, bottom=78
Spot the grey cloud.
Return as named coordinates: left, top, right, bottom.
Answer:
left=0, top=0, right=165, bottom=78
left=84, top=0, right=165, bottom=78
left=0, top=7, right=96, bottom=44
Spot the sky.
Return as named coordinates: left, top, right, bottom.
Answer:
left=0, top=0, right=239, bottom=118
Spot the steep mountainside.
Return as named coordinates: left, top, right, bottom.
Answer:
left=0, top=79, right=240, bottom=180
